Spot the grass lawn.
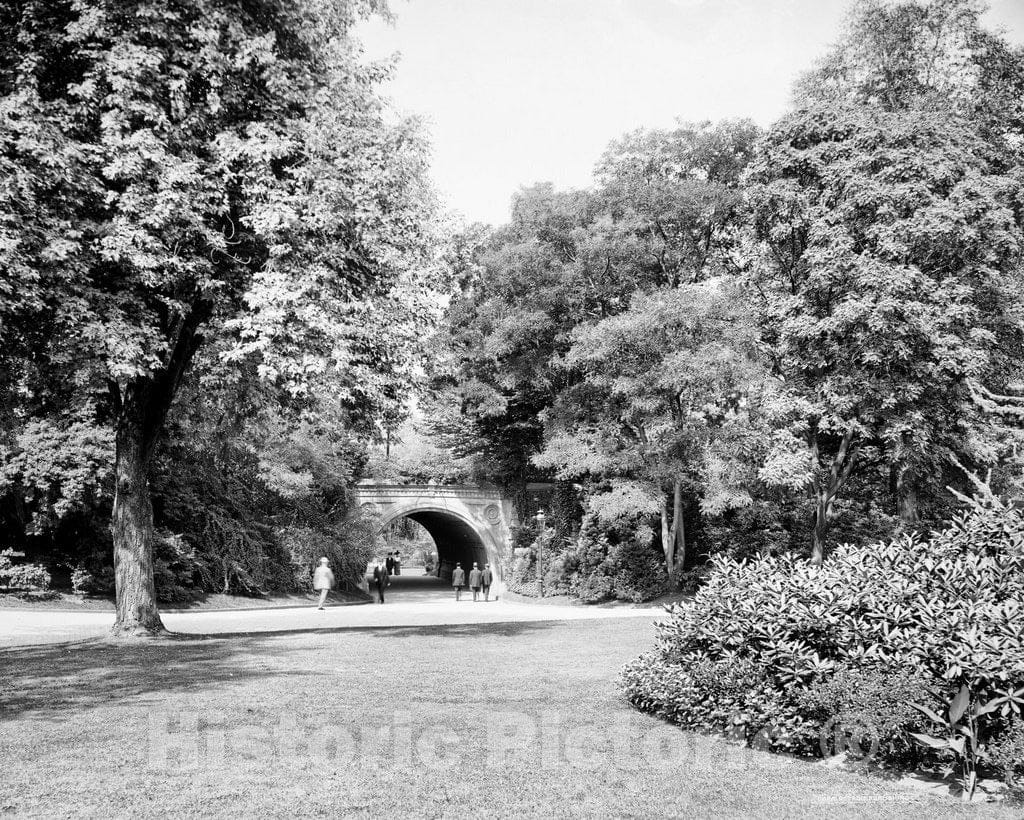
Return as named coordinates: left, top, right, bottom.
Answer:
left=0, top=618, right=1015, bottom=819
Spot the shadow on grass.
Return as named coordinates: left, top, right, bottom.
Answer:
left=0, top=634, right=314, bottom=722
left=197, top=618, right=563, bottom=641
left=0, top=619, right=561, bottom=721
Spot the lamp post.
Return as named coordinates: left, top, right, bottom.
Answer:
left=535, top=509, right=546, bottom=598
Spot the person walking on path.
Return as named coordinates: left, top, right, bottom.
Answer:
left=394, top=552, right=402, bottom=576
left=481, top=563, right=493, bottom=601
left=386, top=552, right=395, bottom=576
left=313, top=557, right=334, bottom=610
left=452, top=563, right=466, bottom=601
left=468, top=562, right=483, bottom=602
left=372, top=558, right=389, bottom=604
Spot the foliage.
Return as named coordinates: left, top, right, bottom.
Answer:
left=0, top=413, right=113, bottom=535
left=987, top=720, right=1024, bottom=800
left=279, top=516, right=375, bottom=594
left=153, top=442, right=286, bottom=595
left=565, top=511, right=667, bottom=603
left=151, top=531, right=216, bottom=603
left=794, top=665, right=932, bottom=766
left=621, top=491, right=1024, bottom=764
left=424, top=0, right=1024, bottom=584
left=71, top=564, right=111, bottom=596
left=747, top=98, right=1024, bottom=560
left=0, top=550, right=51, bottom=591
left=364, top=415, right=472, bottom=484
left=908, top=683, right=1005, bottom=801
left=428, top=121, right=760, bottom=532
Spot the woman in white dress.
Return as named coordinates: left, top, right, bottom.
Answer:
left=313, top=557, right=334, bottom=610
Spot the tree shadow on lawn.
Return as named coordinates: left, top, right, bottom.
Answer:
left=0, top=634, right=311, bottom=723
left=197, top=619, right=563, bottom=641
left=0, top=620, right=561, bottom=722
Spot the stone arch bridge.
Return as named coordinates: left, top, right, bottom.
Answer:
left=354, top=483, right=519, bottom=585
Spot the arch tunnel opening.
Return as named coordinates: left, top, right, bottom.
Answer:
left=385, top=510, right=491, bottom=582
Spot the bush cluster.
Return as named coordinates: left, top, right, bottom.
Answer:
left=0, top=550, right=51, bottom=591
left=621, top=494, right=1024, bottom=777
left=988, top=720, right=1024, bottom=800
left=506, top=512, right=668, bottom=603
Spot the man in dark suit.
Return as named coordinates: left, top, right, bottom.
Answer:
left=468, top=562, right=483, bottom=601
left=385, top=552, right=395, bottom=576
left=372, top=558, right=389, bottom=604
left=481, top=563, right=494, bottom=601
left=452, top=563, right=465, bottom=601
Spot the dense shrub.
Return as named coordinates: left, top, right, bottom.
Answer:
left=152, top=531, right=216, bottom=603
left=793, top=666, right=933, bottom=765
left=153, top=445, right=289, bottom=594
left=621, top=493, right=1024, bottom=764
left=503, top=527, right=573, bottom=597
left=0, top=550, right=51, bottom=591
left=988, top=721, right=1024, bottom=799
left=505, top=551, right=540, bottom=596
left=506, top=512, right=669, bottom=603
left=280, top=516, right=375, bottom=593
left=567, top=512, right=668, bottom=603
left=71, top=565, right=112, bottom=596
left=542, top=552, right=576, bottom=596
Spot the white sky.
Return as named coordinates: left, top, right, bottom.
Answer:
left=358, top=0, right=1024, bottom=226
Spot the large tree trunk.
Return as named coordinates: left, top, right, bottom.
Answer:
left=107, top=303, right=209, bottom=638
left=111, top=408, right=164, bottom=636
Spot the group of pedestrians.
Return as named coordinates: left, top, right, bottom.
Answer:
left=451, top=561, right=493, bottom=602
left=386, top=551, right=401, bottom=575
left=314, top=553, right=495, bottom=608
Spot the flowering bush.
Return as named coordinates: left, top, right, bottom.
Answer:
left=621, top=492, right=1024, bottom=765
left=71, top=564, right=114, bottom=596
left=0, top=550, right=51, bottom=591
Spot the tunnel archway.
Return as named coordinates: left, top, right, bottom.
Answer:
left=378, top=504, right=498, bottom=583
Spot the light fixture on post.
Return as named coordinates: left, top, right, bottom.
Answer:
left=535, top=509, right=546, bottom=598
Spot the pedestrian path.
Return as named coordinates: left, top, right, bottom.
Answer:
left=0, top=571, right=662, bottom=646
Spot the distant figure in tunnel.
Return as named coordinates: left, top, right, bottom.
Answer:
left=482, top=563, right=493, bottom=601
left=469, top=562, right=483, bottom=601
left=386, top=552, right=395, bottom=576
left=372, top=558, right=389, bottom=604
left=313, top=557, right=334, bottom=610
left=394, top=551, right=402, bottom=575
left=452, top=563, right=466, bottom=601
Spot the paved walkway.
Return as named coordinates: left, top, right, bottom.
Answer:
left=0, top=572, right=663, bottom=646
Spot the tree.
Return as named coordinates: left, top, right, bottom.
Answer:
left=535, top=280, right=760, bottom=573
left=798, top=0, right=1024, bottom=154
left=747, top=102, right=1024, bottom=563
left=0, top=0, right=439, bottom=634
left=430, top=122, right=760, bottom=535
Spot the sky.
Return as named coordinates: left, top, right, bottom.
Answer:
left=358, top=0, right=1024, bottom=226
